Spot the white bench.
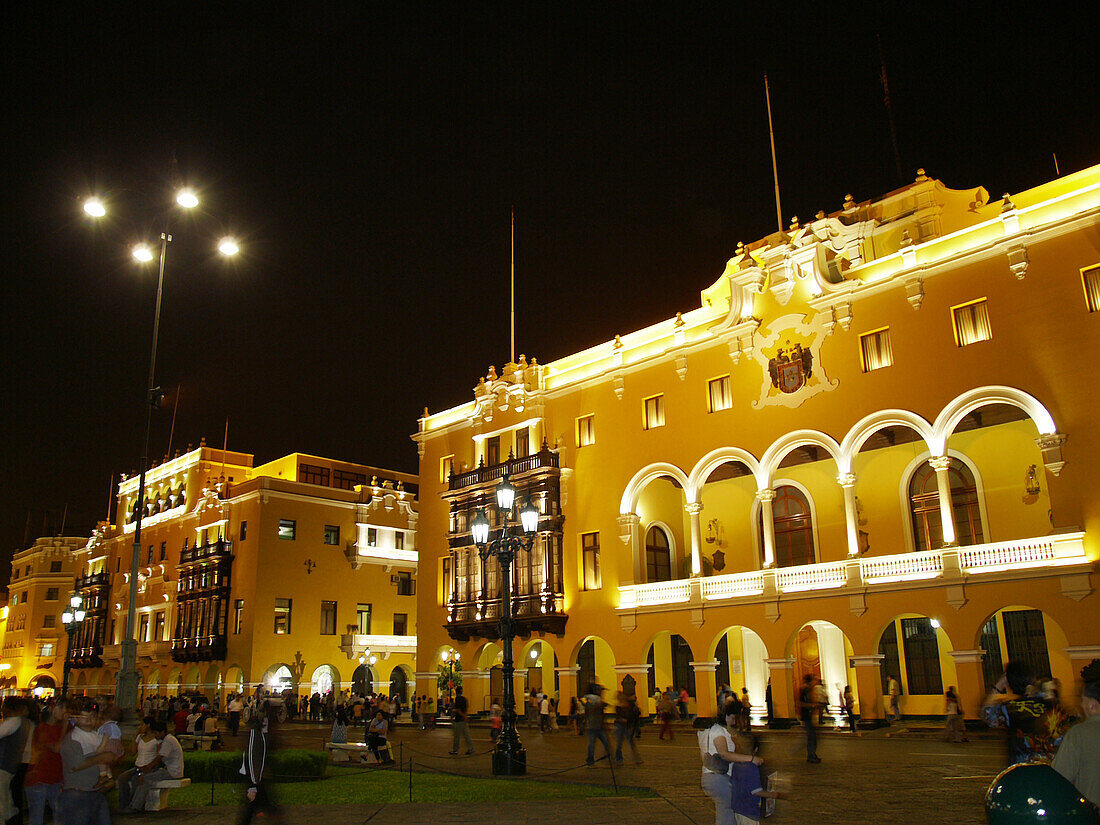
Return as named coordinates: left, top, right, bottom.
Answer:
left=145, top=777, right=191, bottom=811
left=324, top=741, right=393, bottom=764
left=178, top=733, right=219, bottom=751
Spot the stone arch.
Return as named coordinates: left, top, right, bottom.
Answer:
left=310, top=664, right=340, bottom=696
left=223, top=665, right=245, bottom=694
left=519, top=638, right=559, bottom=697
left=620, top=462, right=693, bottom=513
left=689, top=447, right=766, bottom=493
left=261, top=663, right=293, bottom=691
left=840, top=409, right=935, bottom=469
left=388, top=665, right=413, bottom=702
left=351, top=663, right=376, bottom=696
left=473, top=642, right=503, bottom=670
left=203, top=664, right=221, bottom=694
left=749, top=477, right=822, bottom=567
left=708, top=625, right=770, bottom=720
left=167, top=667, right=182, bottom=695
left=640, top=630, right=697, bottom=703
left=785, top=619, right=857, bottom=720
left=875, top=613, right=958, bottom=716
left=897, top=449, right=991, bottom=552
left=971, top=604, right=1073, bottom=693
left=570, top=635, right=617, bottom=699
left=932, top=386, right=1057, bottom=455
left=761, top=429, right=845, bottom=482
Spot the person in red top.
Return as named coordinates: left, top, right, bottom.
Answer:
left=25, top=701, right=68, bottom=825
left=172, top=701, right=190, bottom=736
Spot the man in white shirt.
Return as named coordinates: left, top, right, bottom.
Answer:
left=119, top=720, right=184, bottom=813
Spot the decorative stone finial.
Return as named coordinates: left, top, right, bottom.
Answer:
left=613, top=334, right=623, bottom=350
left=674, top=311, right=685, bottom=327
left=915, top=168, right=928, bottom=182
left=900, top=229, right=914, bottom=247
left=789, top=216, right=800, bottom=231
left=1001, top=193, right=1016, bottom=212
left=422, top=406, right=429, bottom=418
left=843, top=194, right=855, bottom=210
left=487, top=365, right=497, bottom=381
left=815, top=210, right=825, bottom=220
left=199, top=437, right=206, bottom=447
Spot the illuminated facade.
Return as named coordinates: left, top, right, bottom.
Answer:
left=413, top=165, right=1100, bottom=724
left=2, top=446, right=419, bottom=702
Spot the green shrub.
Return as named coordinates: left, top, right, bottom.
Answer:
left=183, top=749, right=328, bottom=782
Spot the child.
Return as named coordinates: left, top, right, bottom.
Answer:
left=71, top=704, right=122, bottom=791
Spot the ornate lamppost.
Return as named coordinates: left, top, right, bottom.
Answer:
left=470, top=474, right=539, bottom=776
left=61, top=593, right=86, bottom=698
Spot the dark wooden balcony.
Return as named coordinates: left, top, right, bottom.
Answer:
left=68, top=644, right=104, bottom=669
left=74, top=571, right=111, bottom=590
left=171, top=636, right=227, bottom=663
left=445, top=593, right=567, bottom=642
left=448, top=448, right=559, bottom=491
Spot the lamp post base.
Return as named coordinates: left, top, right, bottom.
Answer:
left=491, top=744, right=527, bottom=776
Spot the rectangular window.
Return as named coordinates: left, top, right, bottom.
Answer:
left=901, top=617, right=944, bottom=695
left=10, top=593, right=17, bottom=605
left=278, top=519, right=296, bottom=541
left=952, top=298, right=992, bottom=346
left=576, top=414, right=595, bottom=447
left=643, top=394, right=665, bottom=430
left=233, top=599, right=244, bottom=635
left=393, top=613, right=408, bottom=636
left=110, top=618, right=116, bottom=644
left=441, top=558, right=452, bottom=605
left=356, top=603, right=372, bottom=635
left=139, top=614, right=150, bottom=643
left=859, top=327, right=894, bottom=371
left=274, top=598, right=292, bottom=634
left=332, top=469, right=367, bottom=490
left=367, top=527, right=377, bottom=546
left=299, top=463, right=330, bottom=486
left=323, top=525, right=340, bottom=546
left=45, top=587, right=59, bottom=601
left=25, top=566, right=31, bottom=577
left=239, top=521, right=248, bottom=541
left=1083, top=264, right=1100, bottom=312
left=43, top=614, right=56, bottom=628
left=440, top=455, right=455, bottom=484
left=154, top=612, right=165, bottom=641
left=582, top=532, right=601, bottom=590
left=707, top=376, right=732, bottom=412
left=486, top=436, right=501, bottom=466
left=1003, top=608, right=1051, bottom=685
left=395, top=532, right=405, bottom=550
left=159, top=541, right=167, bottom=561
left=515, top=428, right=530, bottom=458
left=147, top=546, right=154, bottom=564
left=397, top=571, right=416, bottom=596
left=39, top=643, right=54, bottom=657
left=320, top=600, right=337, bottom=635
left=49, top=561, right=62, bottom=573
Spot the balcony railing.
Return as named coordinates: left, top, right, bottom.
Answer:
left=74, top=571, right=111, bottom=590
left=448, top=449, right=559, bottom=491
left=618, top=532, right=1090, bottom=610
left=180, top=540, right=233, bottom=566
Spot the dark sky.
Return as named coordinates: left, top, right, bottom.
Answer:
left=2, top=5, right=1096, bottom=585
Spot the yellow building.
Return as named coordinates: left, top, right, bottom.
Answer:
left=413, top=165, right=1100, bottom=725
left=3, top=445, right=419, bottom=705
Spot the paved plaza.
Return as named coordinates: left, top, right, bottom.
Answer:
left=127, top=720, right=1007, bottom=824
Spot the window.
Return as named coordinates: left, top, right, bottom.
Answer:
left=274, top=598, right=292, bottom=634
left=24, top=566, right=31, bottom=577
left=576, top=414, right=595, bottom=447
left=299, top=463, right=330, bottom=486
left=766, top=486, right=816, bottom=568
left=1083, top=264, right=1100, bottom=312
left=486, top=436, right=501, bottom=466
left=643, top=395, right=665, bottom=429
left=901, top=617, right=943, bottom=695
left=645, top=526, right=672, bottom=582
left=332, top=469, right=367, bottom=490
left=581, top=532, right=601, bottom=590
left=43, top=614, right=56, bottom=628
left=278, top=519, right=297, bottom=541
left=395, top=532, right=405, bottom=550
left=356, top=603, right=372, bottom=635
left=45, top=588, right=59, bottom=601
left=980, top=616, right=1004, bottom=692
left=10, top=593, right=17, bottom=605
left=707, top=376, right=732, bottom=412
left=39, top=643, right=55, bottom=657
left=1003, top=608, right=1051, bottom=683
left=952, top=298, right=992, bottom=346
left=139, top=614, right=150, bottom=643
left=240, top=521, right=248, bottom=541
left=324, top=525, right=340, bottom=546
left=577, top=639, right=596, bottom=696
left=397, top=571, right=416, bottom=596
left=320, top=600, right=337, bottom=635
left=233, top=600, right=244, bottom=635
left=859, top=327, right=893, bottom=371
left=908, top=459, right=984, bottom=550
left=159, top=541, right=167, bottom=561
left=441, top=558, right=452, bottom=605
left=393, top=613, right=408, bottom=636
left=49, top=562, right=62, bottom=573
left=367, top=527, right=377, bottom=546
left=440, top=455, right=455, bottom=484
left=109, top=618, right=116, bottom=644
left=154, top=612, right=165, bottom=641
left=515, top=428, right=530, bottom=458
left=147, top=546, right=154, bottom=564
left=116, top=559, right=120, bottom=572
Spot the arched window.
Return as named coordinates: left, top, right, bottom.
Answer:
left=909, top=459, right=984, bottom=550
left=645, top=526, right=672, bottom=582
left=762, top=485, right=815, bottom=567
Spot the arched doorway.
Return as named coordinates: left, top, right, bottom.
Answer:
left=710, top=626, right=768, bottom=720
left=29, top=674, right=56, bottom=697
left=908, top=459, right=984, bottom=549
left=389, top=667, right=409, bottom=702
left=311, top=665, right=337, bottom=697
left=352, top=664, right=374, bottom=696
left=262, top=665, right=293, bottom=692
left=760, top=485, right=815, bottom=567
left=645, top=526, right=673, bottom=582
left=789, top=621, right=856, bottom=720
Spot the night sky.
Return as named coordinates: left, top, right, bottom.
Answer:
left=2, top=6, right=1096, bottom=585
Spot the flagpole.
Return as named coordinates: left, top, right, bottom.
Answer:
left=765, top=75, right=783, bottom=233
left=510, top=209, right=516, bottom=365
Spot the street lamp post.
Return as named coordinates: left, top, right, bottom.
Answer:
left=470, top=475, right=540, bottom=776
left=61, top=593, right=86, bottom=698
left=83, top=189, right=240, bottom=712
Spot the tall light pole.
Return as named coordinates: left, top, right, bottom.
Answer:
left=470, top=475, right=539, bottom=776
left=84, top=189, right=240, bottom=712
left=61, top=593, right=86, bottom=698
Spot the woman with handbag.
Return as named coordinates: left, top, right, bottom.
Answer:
left=699, top=706, right=765, bottom=825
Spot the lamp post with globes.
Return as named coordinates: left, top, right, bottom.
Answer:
left=470, top=475, right=540, bottom=776
left=61, top=593, right=86, bottom=698
left=83, top=189, right=241, bottom=713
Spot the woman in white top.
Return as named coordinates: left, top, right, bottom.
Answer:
left=700, top=706, right=763, bottom=825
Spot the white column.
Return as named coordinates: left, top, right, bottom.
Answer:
left=837, top=473, right=860, bottom=556
left=756, top=489, right=777, bottom=567
left=685, top=501, right=704, bottom=576
left=929, top=456, right=957, bottom=546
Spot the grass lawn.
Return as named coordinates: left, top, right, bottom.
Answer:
left=168, top=766, right=656, bottom=807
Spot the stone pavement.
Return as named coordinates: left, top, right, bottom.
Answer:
left=131, top=720, right=1006, bottom=824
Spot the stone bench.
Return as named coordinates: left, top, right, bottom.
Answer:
left=145, top=777, right=191, bottom=811
left=178, top=733, right=219, bottom=751
left=324, top=741, right=393, bottom=764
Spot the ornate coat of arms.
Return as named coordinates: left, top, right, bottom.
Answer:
left=768, top=341, right=813, bottom=394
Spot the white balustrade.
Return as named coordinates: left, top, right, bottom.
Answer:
left=860, top=549, right=943, bottom=583
left=702, top=571, right=765, bottom=600
left=960, top=532, right=1087, bottom=572
left=776, top=561, right=847, bottom=593
left=618, top=579, right=691, bottom=608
